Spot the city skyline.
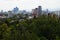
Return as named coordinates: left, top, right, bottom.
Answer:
left=0, top=0, right=60, bottom=11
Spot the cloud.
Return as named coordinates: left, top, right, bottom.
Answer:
left=0, top=0, right=19, bottom=1
left=0, top=0, right=60, bottom=11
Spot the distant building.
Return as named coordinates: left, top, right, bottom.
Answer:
left=8, top=11, right=15, bottom=18
left=32, top=6, right=42, bottom=17
left=12, top=7, right=19, bottom=13
left=0, top=10, right=3, bottom=14
left=37, top=6, right=42, bottom=15
left=51, top=11, right=60, bottom=17
left=0, top=14, right=3, bottom=16
left=0, top=13, right=7, bottom=18
left=32, top=8, right=38, bottom=17
left=42, top=9, right=49, bottom=15
left=22, top=10, right=27, bottom=14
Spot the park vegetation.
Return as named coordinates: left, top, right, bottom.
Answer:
left=0, top=14, right=60, bottom=40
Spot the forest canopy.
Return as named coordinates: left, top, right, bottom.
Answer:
left=0, top=15, right=60, bottom=40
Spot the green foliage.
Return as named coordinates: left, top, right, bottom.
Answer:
left=56, top=36, right=60, bottom=40
left=0, top=15, right=60, bottom=40
left=40, top=36, right=48, bottom=40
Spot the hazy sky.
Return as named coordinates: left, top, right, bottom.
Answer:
left=0, top=0, right=60, bottom=11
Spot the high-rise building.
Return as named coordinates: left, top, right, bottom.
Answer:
left=37, top=6, right=42, bottom=15
left=32, top=8, right=38, bottom=17
left=8, top=11, right=15, bottom=18
left=32, top=6, right=42, bottom=17
left=13, top=7, right=19, bottom=13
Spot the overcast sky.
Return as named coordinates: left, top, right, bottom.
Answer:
left=0, top=0, right=60, bottom=11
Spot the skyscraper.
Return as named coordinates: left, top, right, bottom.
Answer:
left=32, top=6, right=42, bottom=17
left=37, top=6, right=42, bottom=15
left=13, top=7, right=19, bottom=13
